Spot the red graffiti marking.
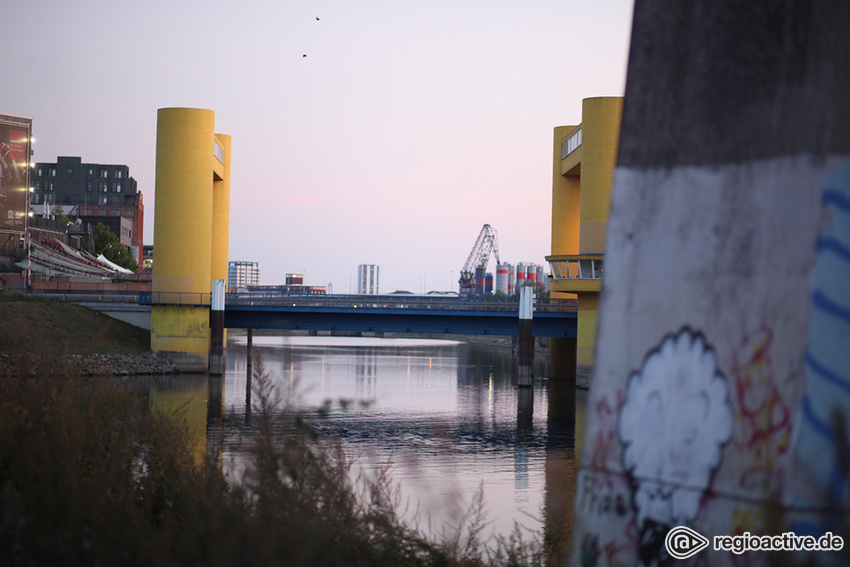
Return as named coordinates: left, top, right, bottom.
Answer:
left=731, top=326, right=792, bottom=492
left=590, top=390, right=624, bottom=471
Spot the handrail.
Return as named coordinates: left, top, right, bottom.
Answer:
left=224, top=293, right=576, bottom=313
left=546, top=254, right=604, bottom=281
left=31, top=290, right=577, bottom=313
left=26, top=289, right=142, bottom=303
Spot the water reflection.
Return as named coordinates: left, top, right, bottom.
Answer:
left=129, top=335, right=584, bottom=549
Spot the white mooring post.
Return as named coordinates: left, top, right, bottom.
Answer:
left=517, top=284, right=534, bottom=387
left=209, top=279, right=226, bottom=375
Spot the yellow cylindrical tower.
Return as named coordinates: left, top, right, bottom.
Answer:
left=151, top=108, right=222, bottom=371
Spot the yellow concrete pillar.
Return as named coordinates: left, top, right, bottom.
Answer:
left=552, top=125, right=581, bottom=259
left=151, top=108, right=230, bottom=371
left=576, top=293, right=599, bottom=372
left=577, top=97, right=622, bottom=255
left=211, top=134, right=231, bottom=286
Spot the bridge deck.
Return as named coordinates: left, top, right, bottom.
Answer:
left=29, top=292, right=578, bottom=338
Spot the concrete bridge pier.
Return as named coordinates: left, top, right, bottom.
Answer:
left=547, top=337, right=577, bottom=382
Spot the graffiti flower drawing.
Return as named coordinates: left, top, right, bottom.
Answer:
left=619, top=329, right=733, bottom=565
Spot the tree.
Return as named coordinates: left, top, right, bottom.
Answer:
left=92, top=223, right=138, bottom=272
left=53, top=204, right=71, bottom=228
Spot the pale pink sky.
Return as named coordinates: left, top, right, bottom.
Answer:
left=5, top=0, right=633, bottom=293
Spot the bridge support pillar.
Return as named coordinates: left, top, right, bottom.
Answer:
left=548, top=337, right=577, bottom=381
left=150, top=107, right=231, bottom=372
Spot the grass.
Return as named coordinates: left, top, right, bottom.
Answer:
left=0, top=355, right=545, bottom=567
left=0, top=290, right=150, bottom=355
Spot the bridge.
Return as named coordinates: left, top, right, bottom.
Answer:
left=33, top=290, right=577, bottom=338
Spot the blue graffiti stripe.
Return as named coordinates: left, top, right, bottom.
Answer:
left=801, top=394, right=840, bottom=443
left=812, top=289, right=850, bottom=324
left=799, top=394, right=849, bottom=530
left=806, top=352, right=850, bottom=395
left=822, top=188, right=850, bottom=211
left=817, top=237, right=850, bottom=264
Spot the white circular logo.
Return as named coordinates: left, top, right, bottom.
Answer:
left=665, top=526, right=710, bottom=560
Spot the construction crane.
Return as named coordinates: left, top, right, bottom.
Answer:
left=458, top=224, right=500, bottom=297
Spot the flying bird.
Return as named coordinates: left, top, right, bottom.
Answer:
left=303, top=54, right=307, bottom=58
left=316, top=16, right=320, bottom=20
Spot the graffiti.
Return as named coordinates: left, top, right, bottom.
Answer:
left=787, top=163, right=850, bottom=537
left=578, top=473, right=630, bottom=518
left=619, top=328, right=734, bottom=566
left=590, top=390, right=624, bottom=471
left=731, top=326, right=793, bottom=494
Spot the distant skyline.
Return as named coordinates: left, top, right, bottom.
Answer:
left=4, top=0, right=634, bottom=293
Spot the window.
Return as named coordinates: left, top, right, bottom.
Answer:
left=98, top=196, right=107, bottom=206
left=46, top=182, right=53, bottom=192
left=127, top=209, right=134, bottom=217
left=32, top=193, right=40, bottom=204
left=100, top=169, right=108, bottom=178
left=100, top=182, right=108, bottom=193
left=116, top=170, right=123, bottom=179
left=113, top=183, right=121, bottom=192
left=87, top=181, right=92, bottom=192
left=88, top=167, right=94, bottom=175
left=112, top=208, right=120, bottom=215
left=50, top=168, right=56, bottom=177
left=37, top=168, right=42, bottom=177
left=67, top=167, right=73, bottom=175
left=45, top=193, right=54, bottom=204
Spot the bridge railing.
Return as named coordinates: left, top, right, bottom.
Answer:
left=27, top=289, right=577, bottom=313
left=139, top=291, right=211, bottom=306
left=25, top=289, right=143, bottom=304
left=224, top=293, right=577, bottom=313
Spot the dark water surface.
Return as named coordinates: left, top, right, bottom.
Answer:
left=134, top=335, right=585, bottom=545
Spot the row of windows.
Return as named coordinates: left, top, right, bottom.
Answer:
left=37, top=167, right=125, bottom=179
left=33, top=181, right=123, bottom=192
left=561, top=128, right=582, bottom=159
left=28, top=194, right=136, bottom=216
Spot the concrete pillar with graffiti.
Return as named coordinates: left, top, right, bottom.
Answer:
left=571, top=2, right=850, bottom=566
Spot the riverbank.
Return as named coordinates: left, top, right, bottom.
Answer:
left=0, top=291, right=179, bottom=376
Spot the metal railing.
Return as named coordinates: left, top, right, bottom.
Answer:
left=33, top=290, right=577, bottom=313
left=546, top=254, right=604, bottom=280
left=225, top=293, right=576, bottom=313
left=27, top=289, right=143, bottom=303
left=139, top=291, right=211, bottom=306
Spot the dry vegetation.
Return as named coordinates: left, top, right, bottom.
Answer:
left=0, top=351, right=545, bottom=566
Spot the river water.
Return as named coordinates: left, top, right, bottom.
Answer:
left=134, top=335, right=585, bottom=548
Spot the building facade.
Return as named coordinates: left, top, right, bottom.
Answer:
left=546, top=97, right=623, bottom=377
left=0, top=113, right=33, bottom=271
left=31, top=156, right=144, bottom=266
left=357, top=263, right=380, bottom=294
left=228, top=260, right=260, bottom=290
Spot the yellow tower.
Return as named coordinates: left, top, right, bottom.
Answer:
left=547, top=97, right=622, bottom=378
left=151, top=108, right=231, bottom=371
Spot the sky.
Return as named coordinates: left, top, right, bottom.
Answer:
left=4, top=0, right=634, bottom=294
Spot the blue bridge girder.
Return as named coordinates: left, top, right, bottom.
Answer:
left=29, top=290, right=578, bottom=338
left=221, top=294, right=577, bottom=338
